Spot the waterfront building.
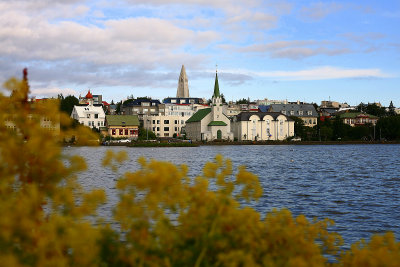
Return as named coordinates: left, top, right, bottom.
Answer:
left=71, top=90, right=105, bottom=129
left=267, top=103, right=318, bottom=127
left=185, top=71, right=233, bottom=141
left=231, top=112, right=294, bottom=141
left=105, top=115, right=139, bottom=139
left=121, top=98, right=162, bottom=120
left=339, top=112, right=378, bottom=126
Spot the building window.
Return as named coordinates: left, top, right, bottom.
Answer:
left=130, top=130, right=134, bottom=135
left=153, top=127, right=156, bottom=131
left=157, top=120, right=160, bottom=124
left=299, top=110, right=303, bottom=115
left=153, top=120, right=156, bottom=124
left=164, top=127, right=169, bottom=131
left=119, top=129, right=123, bottom=135
left=290, top=111, right=294, bottom=115
left=125, top=129, right=128, bottom=135
left=282, top=110, right=286, bottom=115
left=87, top=114, right=90, bottom=118
left=307, top=110, right=312, bottom=115
left=175, top=127, right=178, bottom=131
left=175, top=120, right=178, bottom=124
left=181, top=120, right=184, bottom=124
left=95, top=114, right=98, bottom=118
left=98, top=121, right=100, bottom=126
left=112, top=129, right=116, bottom=135
left=164, top=120, right=169, bottom=124
left=157, top=127, right=160, bottom=131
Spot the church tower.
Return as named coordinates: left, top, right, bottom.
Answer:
left=211, top=70, right=223, bottom=121
left=176, top=65, right=189, bottom=98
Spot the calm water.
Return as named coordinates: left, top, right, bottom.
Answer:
left=64, top=144, right=400, bottom=246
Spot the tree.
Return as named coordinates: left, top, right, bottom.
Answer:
left=138, top=126, right=156, bottom=140
left=388, top=101, right=396, bottom=116
left=236, top=98, right=249, bottom=104
left=116, top=101, right=122, bottom=114
left=290, top=116, right=305, bottom=139
left=60, top=95, right=79, bottom=116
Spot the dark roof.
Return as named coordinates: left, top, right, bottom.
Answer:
left=208, top=121, right=227, bottom=126
left=124, top=98, right=161, bottom=107
left=235, top=112, right=292, bottom=121
left=258, top=105, right=270, bottom=112
left=186, top=108, right=211, bottom=123
left=269, top=104, right=318, bottom=117
left=163, top=97, right=203, bottom=104
left=106, top=115, right=140, bottom=126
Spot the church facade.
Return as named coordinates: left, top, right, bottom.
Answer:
left=185, top=71, right=233, bottom=141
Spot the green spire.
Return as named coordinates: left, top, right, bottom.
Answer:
left=213, top=71, right=220, bottom=98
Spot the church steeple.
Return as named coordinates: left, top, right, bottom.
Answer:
left=176, top=65, right=189, bottom=98
left=213, top=70, right=220, bottom=98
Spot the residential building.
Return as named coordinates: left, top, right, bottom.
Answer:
left=79, top=90, right=102, bottom=105
left=339, top=112, right=378, bottom=127
left=105, top=115, right=139, bottom=139
left=121, top=98, right=162, bottom=119
left=185, top=71, right=233, bottom=141
left=231, top=112, right=294, bottom=141
left=268, top=103, right=318, bottom=127
left=71, top=91, right=106, bottom=129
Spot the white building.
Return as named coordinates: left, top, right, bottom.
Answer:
left=231, top=112, right=294, bottom=141
left=71, top=91, right=105, bottom=129
left=185, top=71, right=234, bottom=141
left=143, top=103, right=208, bottom=137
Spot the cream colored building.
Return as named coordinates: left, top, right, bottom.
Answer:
left=231, top=112, right=294, bottom=141
left=185, top=71, right=234, bottom=141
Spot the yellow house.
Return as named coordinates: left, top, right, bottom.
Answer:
left=105, top=115, right=139, bottom=139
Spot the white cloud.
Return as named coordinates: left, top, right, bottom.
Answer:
left=31, top=86, right=78, bottom=97
left=300, top=2, right=343, bottom=21
left=226, top=66, right=393, bottom=81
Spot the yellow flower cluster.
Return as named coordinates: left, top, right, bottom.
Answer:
left=1, top=75, right=399, bottom=266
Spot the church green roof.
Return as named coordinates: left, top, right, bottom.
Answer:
left=213, top=72, right=220, bottom=98
left=208, top=121, right=227, bottom=126
left=186, top=108, right=211, bottom=123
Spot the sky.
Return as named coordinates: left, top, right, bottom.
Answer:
left=0, top=0, right=399, bottom=106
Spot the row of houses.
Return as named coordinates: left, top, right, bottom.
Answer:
left=68, top=65, right=388, bottom=141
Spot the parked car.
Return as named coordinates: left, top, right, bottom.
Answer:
left=118, top=139, right=131, bottom=143
left=291, top=137, right=301, bottom=142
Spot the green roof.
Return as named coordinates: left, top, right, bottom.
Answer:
left=186, top=108, right=211, bottom=123
left=106, top=115, right=139, bottom=126
left=213, top=72, right=220, bottom=98
left=208, top=121, right=227, bottom=126
left=339, top=112, right=378, bottom=119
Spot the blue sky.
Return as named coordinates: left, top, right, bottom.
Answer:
left=0, top=0, right=399, bottom=106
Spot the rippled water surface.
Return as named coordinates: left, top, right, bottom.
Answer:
left=64, top=144, right=400, bottom=246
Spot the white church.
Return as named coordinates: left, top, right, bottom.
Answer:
left=185, top=71, right=234, bottom=141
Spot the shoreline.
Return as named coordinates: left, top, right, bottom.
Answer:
left=91, top=140, right=400, bottom=147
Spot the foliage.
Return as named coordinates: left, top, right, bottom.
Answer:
left=59, top=94, right=79, bottom=116
left=138, top=126, right=157, bottom=140
left=236, top=98, right=249, bottom=104
left=376, top=115, right=400, bottom=140
left=357, top=103, right=387, bottom=118
left=1, top=73, right=400, bottom=266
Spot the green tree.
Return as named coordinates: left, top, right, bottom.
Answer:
left=236, top=98, right=249, bottom=104
left=290, top=116, right=306, bottom=139
left=388, top=101, right=396, bottom=116
left=376, top=115, right=400, bottom=140
left=60, top=95, right=79, bottom=116
left=138, top=126, right=156, bottom=140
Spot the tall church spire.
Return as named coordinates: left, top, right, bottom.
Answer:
left=176, top=65, right=189, bottom=98
left=213, top=70, right=220, bottom=98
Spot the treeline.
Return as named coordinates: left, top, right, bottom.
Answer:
left=292, top=115, right=400, bottom=141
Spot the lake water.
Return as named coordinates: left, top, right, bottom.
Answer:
left=64, top=144, right=400, bottom=247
